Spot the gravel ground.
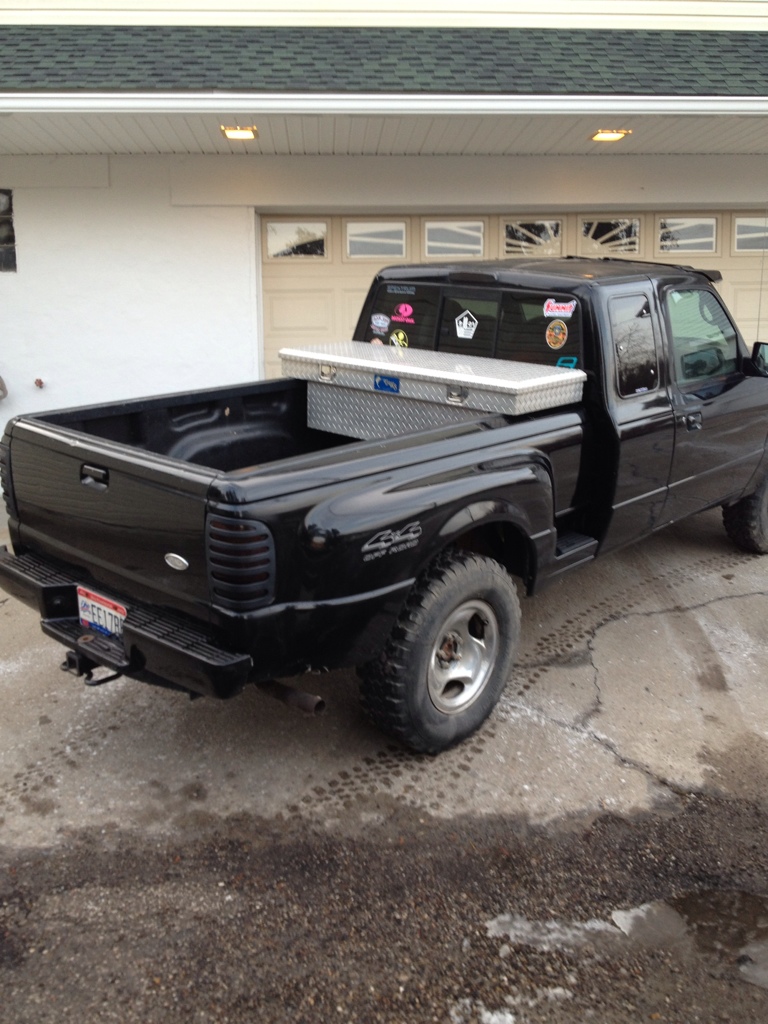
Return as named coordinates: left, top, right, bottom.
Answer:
left=2, top=790, right=768, bottom=1024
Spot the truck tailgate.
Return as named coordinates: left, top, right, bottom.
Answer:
left=7, top=419, right=218, bottom=619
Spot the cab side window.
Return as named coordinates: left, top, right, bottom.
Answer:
left=609, top=293, right=659, bottom=397
left=665, top=289, right=738, bottom=382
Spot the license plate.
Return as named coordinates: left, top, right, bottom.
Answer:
left=77, top=586, right=127, bottom=638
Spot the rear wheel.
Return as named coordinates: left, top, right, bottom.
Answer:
left=358, top=549, right=520, bottom=753
left=722, top=476, right=768, bottom=554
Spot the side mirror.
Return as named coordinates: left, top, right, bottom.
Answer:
left=746, top=342, right=768, bottom=377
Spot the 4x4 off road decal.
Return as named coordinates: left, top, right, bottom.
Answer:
left=362, top=522, right=422, bottom=561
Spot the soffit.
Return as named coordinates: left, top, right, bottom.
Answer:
left=2, top=109, right=768, bottom=156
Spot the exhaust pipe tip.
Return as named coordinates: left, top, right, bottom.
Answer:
left=257, top=679, right=326, bottom=716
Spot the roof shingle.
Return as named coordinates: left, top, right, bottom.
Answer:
left=0, top=25, right=765, bottom=96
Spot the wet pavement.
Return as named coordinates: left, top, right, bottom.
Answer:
left=2, top=508, right=768, bottom=1022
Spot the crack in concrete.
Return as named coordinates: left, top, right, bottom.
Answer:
left=507, top=588, right=768, bottom=800
left=507, top=699, right=689, bottom=800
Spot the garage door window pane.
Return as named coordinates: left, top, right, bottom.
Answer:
left=504, top=220, right=562, bottom=257
left=581, top=219, right=640, bottom=256
left=658, top=217, right=716, bottom=253
left=346, top=221, right=406, bottom=258
left=424, top=221, right=484, bottom=258
left=734, top=217, right=768, bottom=252
left=267, top=221, right=327, bottom=258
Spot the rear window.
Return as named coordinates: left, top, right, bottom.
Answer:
left=361, top=282, right=582, bottom=368
left=497, top=293, right=581, bottom=368
left=361, top=283, right=440, bottom=350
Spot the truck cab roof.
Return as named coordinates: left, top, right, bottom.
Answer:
left=373, top=256, right=722, bottom=289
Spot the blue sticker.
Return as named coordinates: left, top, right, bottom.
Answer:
left=374, top=374, right=400, bottom=394
left=556, top=356, right=579, bottom=368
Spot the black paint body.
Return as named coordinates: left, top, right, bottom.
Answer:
left=1, top=258, right=767, bottom=699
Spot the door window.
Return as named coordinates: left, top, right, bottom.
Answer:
left=665, top=289, right=738, bottom=382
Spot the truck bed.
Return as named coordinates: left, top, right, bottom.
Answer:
left=26, top=377, right=352, bottom=473
left=2, top=347, right=586, bottom=641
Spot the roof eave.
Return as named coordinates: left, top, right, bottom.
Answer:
left=2, top=91, right=768, bottom=116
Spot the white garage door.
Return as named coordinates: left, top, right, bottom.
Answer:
left=260, top=211, right=768, bottom=378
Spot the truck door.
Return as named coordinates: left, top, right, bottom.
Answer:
left=600, top=289, right=676, bottom=551
left=659, top=287, right=768, bottom=524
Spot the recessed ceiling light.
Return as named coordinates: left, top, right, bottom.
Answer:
left=221, top=125, right=258, bottom=141
left=591, top=129, right=632, bottom=143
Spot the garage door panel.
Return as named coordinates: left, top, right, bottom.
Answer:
left=341, top=286, right=371, bottom=335
left=266, top=290, right=335, bottom=335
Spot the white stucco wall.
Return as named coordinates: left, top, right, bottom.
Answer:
left=0, top=156, right=260, bottom=426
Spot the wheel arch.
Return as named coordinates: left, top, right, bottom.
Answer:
left=424, top=500, right=546, bottom=594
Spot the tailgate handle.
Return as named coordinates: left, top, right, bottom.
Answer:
left=80, top=464, right=109, bottom=490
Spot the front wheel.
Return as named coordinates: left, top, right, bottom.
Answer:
left=358, top=549, right=521, bottom=753
left=722, top=475, right=768, bottom=554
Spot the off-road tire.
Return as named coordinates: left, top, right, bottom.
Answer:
left=358, top=549, right=520, bottom=754
left=722, top=476, right=768, bottom=554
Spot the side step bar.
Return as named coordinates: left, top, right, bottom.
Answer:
left=553, top=530, right=599, bottom=572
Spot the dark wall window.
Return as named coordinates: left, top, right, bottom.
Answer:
left=0, top=191, right=16, bottom=272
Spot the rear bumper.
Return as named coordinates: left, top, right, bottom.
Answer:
left=0, top=546, right=252, bottom=698
left=0, top=545, right=414, bottom=698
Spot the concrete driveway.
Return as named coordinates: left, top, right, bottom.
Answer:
left=2, top=506, right=766, bottom=847
left=3, top=510, right=768, bottom=1023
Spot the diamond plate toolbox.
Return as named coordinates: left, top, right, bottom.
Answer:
left=280, top=342, right=586, bottom=441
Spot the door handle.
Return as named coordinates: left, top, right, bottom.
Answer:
left=80, top=464, right=109, bottom=490
left=685, top=412, right=703, bottom=431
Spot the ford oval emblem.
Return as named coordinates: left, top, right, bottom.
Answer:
left=164, top=553, right=189, bottom=572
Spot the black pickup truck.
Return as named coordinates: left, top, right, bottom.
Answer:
left=2, top=257, right=768, bottom=753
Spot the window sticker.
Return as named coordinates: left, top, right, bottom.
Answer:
left=546, top=320, right=569, bottom=350
left=387, top=284, right=416, bottom=295
left=543, top=298, right=577, bottom=318
left=370, top=313, right=391, bottom=335
left=557, top=355, right=579, bottom=368
left=455, top=310, right=479, bottom=340
left=389, top=329, right=409, bottom=347
left=391, top=303, right=415, bottom=324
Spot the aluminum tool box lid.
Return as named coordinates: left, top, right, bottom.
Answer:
left=279, top=342, right=586, bottom=417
